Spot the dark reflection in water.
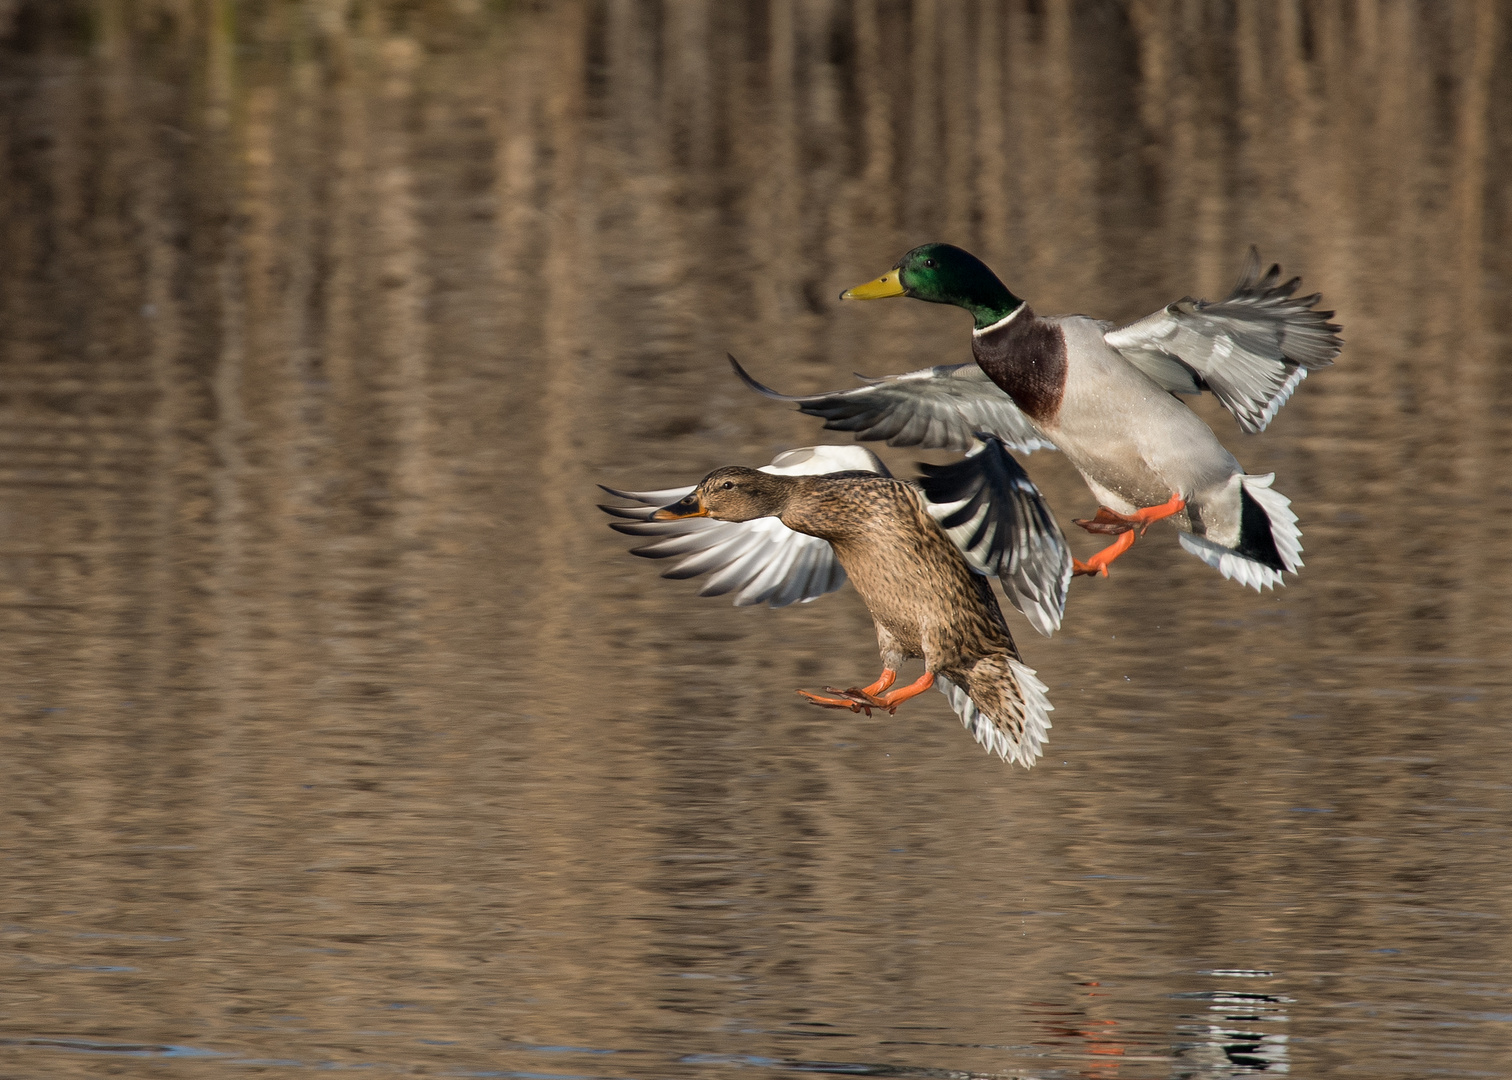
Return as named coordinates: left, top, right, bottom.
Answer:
left=1, top=2, right=1511, bottom=1078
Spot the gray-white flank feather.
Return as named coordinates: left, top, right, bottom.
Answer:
left=1103, top=248, right=1343, bottom=434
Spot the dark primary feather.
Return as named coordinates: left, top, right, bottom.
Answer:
left=915, top=434, right=1071, bottom=636
left=729, top=354, right=1054, bottom=453
left=1103, top=247, right=1343, bottom=434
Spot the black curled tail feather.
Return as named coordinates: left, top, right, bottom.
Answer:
left=1236, top=483, right=1284, bottom=571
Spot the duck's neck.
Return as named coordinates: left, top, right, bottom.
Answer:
left=971, top=302, right=1029, bottom=337
left=958, top=283, right=1024, bottom=331
left=778, top=477, right=874, bottom=546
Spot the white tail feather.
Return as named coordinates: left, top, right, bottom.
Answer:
left=1178, top=473, right=1303, bottom=592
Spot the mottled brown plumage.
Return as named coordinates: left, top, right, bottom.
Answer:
left=654, top=466, right=1052, bottom=766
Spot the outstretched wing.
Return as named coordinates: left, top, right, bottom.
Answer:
left=598, top=446, right=889, bottom=609
left=915, top=435, right=1071, bottom=637
left=730, top=354, right=1054, bottom=453
left=1103, top=248, right=1343, bottom=434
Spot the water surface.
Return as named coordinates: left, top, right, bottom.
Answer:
left=2, top=2, right=1511, bottom=1077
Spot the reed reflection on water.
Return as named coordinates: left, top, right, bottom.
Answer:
left=1, top=2, right=1511, bottom=1077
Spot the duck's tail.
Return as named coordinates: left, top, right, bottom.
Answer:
left=1178, top=473, right=1303, bottom=592
left=937, top=655, right=1053, bottom=769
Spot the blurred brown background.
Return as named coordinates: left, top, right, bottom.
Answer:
left=1, top=2, right=1510, bottom=1077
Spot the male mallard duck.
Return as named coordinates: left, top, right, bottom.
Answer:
left=734, top=246, right=1341, bottom=590
left=600, top=443, right=1060, bottom=767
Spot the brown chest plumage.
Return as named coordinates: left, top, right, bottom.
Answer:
left=971, top=307, right=1067, bottom=424
left=779, top=477, right=1016, bottom=670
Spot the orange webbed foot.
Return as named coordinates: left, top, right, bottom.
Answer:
left=797, top=689, right=875, bottom=714
left=798, top=686, right=895, bottom=716
left=1072, top=530, right=1135, bottom=577
left=1074, top=493, right=1187, bottom=538
left=1073, top=507, right=1140, bottom=536
left=1071, top=494, right=1186, bottom=578
left=797, top=670, right=932, bottom=716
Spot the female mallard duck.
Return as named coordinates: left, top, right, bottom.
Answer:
left=733, top=246, right=1342, bottom=590
left=601, top=443, right=1059, bottom=767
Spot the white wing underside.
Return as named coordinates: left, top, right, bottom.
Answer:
left=600, top=445, right=886, bottom=608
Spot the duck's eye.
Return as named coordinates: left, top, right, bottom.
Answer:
left=721, top=481, right=734, bottom=490
left=923, top=258, right=936, bottom=269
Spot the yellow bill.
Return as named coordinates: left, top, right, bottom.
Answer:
left=840, top=268, right=905, bottom=300
left=651, top=495, right=708, bottom=521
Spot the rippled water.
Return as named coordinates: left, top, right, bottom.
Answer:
left=2, top=2, right=1511, bottom=1077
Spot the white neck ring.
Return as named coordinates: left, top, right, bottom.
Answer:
left=972, top=304, right=1026, bottom=337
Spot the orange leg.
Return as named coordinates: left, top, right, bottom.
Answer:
left=798, top=669, right=932, bottom=716
left=1072, top=529, right=1135, bottom=577
left=870, top=671, right=935, bottom=713
left=1072, top=493, right=1186, bottom=578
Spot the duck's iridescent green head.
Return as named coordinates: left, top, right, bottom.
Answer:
left=841, top=243, right=1023, bottom=330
